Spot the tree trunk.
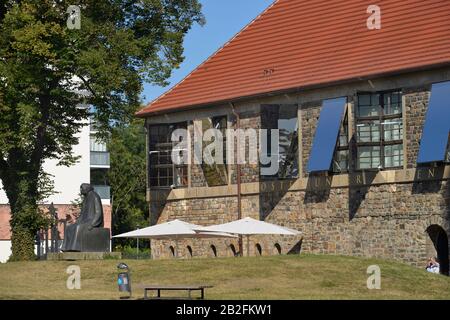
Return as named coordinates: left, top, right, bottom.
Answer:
left=4, top=175, right=43, bottom=261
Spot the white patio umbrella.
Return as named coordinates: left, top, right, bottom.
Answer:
left=113, top=219, right=236, bottom=257
left=194, top=217, right=301, bottom=256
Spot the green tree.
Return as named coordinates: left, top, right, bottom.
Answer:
left=108, top=118, right=147, bottom=248
left=0, top=0, right=204, bottom=260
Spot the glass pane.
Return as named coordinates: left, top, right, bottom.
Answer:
left=261, top=104, right=298, bottom=178
left=201, top=117, right=228, bottom=186
left=357, top=121, right=380, bottom=143
left=384, top=92, right=402, bottom=115
left=148, top=123, right=187, bottom=187
left=383, top=119, right=403, bottom=141
left=338, top=114, right=348, bottom=147
left=333, top=150, right=348, bottom=172
left=358, top=94, right=380, bottom=117
left=384, top=144, right=403, bottom=168
left=90, top=136, right=107, bottom=152
left=357, top=146, right=381, bottom=169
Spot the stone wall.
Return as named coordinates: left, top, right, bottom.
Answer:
left=300, top=102, right=321, bottom=177
left=230, top=111, right=261, bottom=184
left=404, top=87, right=431, bottom=168
left=146, top=76, right=450, bottom=269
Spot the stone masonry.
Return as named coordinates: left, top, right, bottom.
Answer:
left=146, top=69, right=450, bottom=270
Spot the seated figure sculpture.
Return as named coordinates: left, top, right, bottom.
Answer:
left=61, top=183, right=110, bottom=252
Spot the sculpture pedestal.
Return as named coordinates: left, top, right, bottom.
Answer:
left=47, top=252, right=122, bottom=261
left=80, top=227, right=110, bottom=252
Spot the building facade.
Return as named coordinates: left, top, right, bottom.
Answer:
left=137, top=0, right=450, bottom=271
left=0, top=117, right=112, bottom=263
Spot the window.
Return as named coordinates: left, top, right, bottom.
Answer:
left=90, top=136, right=107, bottom=152
left=333, top=112, right=349, bottom=173
left=148, top=122, right=188, bottom=188
left=356, top=91, right=403, bottom=169
left=255, top=243, right=262, bottom=256
left=200, top=115, right=228, bottom=186
left=186, top=246, right=193, bottom=258
left=261, top=105, right=298, bottom=179
left=274, top=243, right=282, bottom=255
left=210, top=245, right=217, bottom=257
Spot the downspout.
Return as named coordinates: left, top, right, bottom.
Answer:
left=230, top=103, right=243, bottom=256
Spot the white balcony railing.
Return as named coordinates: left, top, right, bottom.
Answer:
left=90, top=151, right=110, bottom=166
left=93, top=185, right=110, bottom=200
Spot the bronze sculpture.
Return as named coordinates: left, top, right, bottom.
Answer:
left=61, top=183, right=110, bottom=252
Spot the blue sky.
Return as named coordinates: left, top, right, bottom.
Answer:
left=141, top=0, right=274, bottom=105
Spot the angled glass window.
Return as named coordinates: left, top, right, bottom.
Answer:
left=307, top=97, right=347, bottom=173
left=417, top=81, right=450, bottom=164
left=260, top=104, right=298, bottom=179
left=333, top=112, right=349, bottom=173
left=201, top=116, right=228, bottom=186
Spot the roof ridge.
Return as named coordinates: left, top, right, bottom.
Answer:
left=138, top=0, right=279, bottom=115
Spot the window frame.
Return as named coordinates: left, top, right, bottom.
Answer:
left=200, top=115, right=229, bottom=187
left=260, top=104, right=299, bottom=180
left=356, top=90, right=404, bottom=171
left=332, top=111, right=349, bottom=174
left=148, top=122, right=188, bottom=189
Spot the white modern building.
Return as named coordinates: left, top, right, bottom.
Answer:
left=0, top=118, right=111, bottom=263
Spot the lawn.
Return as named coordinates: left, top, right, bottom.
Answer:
left=0, top=254, right=449, bottom=300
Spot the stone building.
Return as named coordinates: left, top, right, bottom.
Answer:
left=136, top=0, right=450, bottom=272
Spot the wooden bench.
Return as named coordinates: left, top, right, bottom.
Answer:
left=140, top=284, right=213, bottom=300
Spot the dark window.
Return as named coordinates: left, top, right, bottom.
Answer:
left=201, top=116, right=228, bottom=186
left=255, top=243, right=262, bottom=256
left=148, top=122, right=188, bottom=188
left=274, top=243, right=282, bottom=255
left=186, top=246, right=193, bottom=258
left=229, top=244, right=237, bottom=257
left=210, top=245, right=217, bottom=257
left=333, top=112, right=349, bottom=173
left=356, top=91, right=403, bottom=170
left=91, top=168, right=109, bottom=186
left=261, top=105, right=298, bottom=179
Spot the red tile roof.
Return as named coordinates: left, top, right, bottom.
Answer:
left=137, top=0, right=450, bottom=116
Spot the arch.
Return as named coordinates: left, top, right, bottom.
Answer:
left=210, top=244, right=217, bottom=257
left=186, top=245, right=193, bottom=258
left=255, top=243, right=262, bottom=256
left=169, top=245, right=175, bottom=258
left=229, top=244, right=237, bottom=257
left=426, top=225, right=449, bottom=276
left=274, top=243, right=282, bottom=255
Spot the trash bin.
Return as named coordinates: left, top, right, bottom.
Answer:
left=117, top=262, right=131, bottom=298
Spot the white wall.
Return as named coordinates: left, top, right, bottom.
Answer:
left=0, top=122, right=90, bottom=205
left=0, top=240, right=11, bottom=263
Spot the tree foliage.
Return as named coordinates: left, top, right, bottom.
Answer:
left=0, top=0, right=204, bottom=259
left=108, top=119, right=147, bottom=248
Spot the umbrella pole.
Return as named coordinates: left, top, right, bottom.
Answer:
left=247, top=235, right=250, bottom=257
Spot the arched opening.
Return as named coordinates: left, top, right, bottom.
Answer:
left=210, top=245, right=217, bottom=257
left=426, top=225, right=449, bottom=276
left=229, top=244, right=237, bottom=257
left=186, top=245, right=193, bottom=258
left=169, top=245, right=175, bottom=258
left=255, top=243, right=262, bottom=256
left=274, top=243, right=282, bottom=255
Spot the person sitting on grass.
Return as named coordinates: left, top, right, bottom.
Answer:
left=426, top=257, right=440, bottom=274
